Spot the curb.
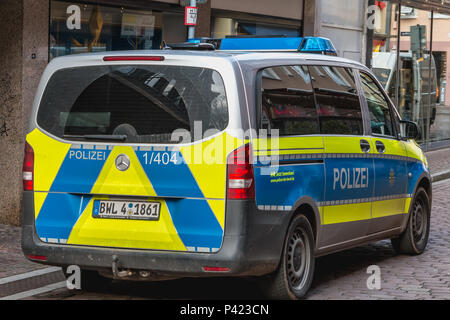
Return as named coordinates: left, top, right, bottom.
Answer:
left=0, top=267, right=65, bottom=299
left=431, top=170, right=450, bottom=183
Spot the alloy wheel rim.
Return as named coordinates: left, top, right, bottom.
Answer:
left=287, top=228, right=310, bottom=290
left=412, top=198, right=426, bottom=243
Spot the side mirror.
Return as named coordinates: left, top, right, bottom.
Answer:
left=400, top=120, right=421, bottom=141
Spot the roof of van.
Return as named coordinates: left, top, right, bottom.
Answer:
left=49, top=49, right=367, bottom=70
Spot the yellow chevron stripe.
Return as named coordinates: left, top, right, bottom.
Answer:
left=179, top=133, right=241, bottom=228
left=90, top=146, right=157, bottom=197
left=26, top=129, right=71, bottom=219
left=67, top=197, right=186, bottom=251
left=207, top=199, right=226, bottom=230
left=26, top=129, right=71, bottom=193
left=33, top=192, right=48, bottom=219
left=179, top=132, right=243, bottom=199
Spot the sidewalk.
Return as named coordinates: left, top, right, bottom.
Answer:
left=0, top=224, right=47, bottom=279
left=426, top=147, right=450, bottom=181
left=1, top=147, right=450, bottom=291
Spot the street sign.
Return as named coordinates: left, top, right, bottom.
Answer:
left=185, top=6, right=198, bottom=26
left=410, top=25, right=427, bottom=56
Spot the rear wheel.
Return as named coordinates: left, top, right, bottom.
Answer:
left=391, top=187, right=430, bottom=255
left=261, top=214, right=315, bottom=300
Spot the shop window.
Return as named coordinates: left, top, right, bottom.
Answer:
left=50, top=1, right=185, bottom=59
left=400, top=6, right=418, bottom=19
left=430, top=12, right=450, bottom=19
left=371, top=3, right=450, bottom=147
left=212, top=17, right=300, bottom=38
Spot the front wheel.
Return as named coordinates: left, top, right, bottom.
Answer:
left=391, top=187, right=430, bottom=255
left=260, top=214, right=315, bottom=300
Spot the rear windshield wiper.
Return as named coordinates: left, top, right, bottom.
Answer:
left=63, top=134, right=128, bottom=142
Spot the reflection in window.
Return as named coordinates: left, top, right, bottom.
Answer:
left=37, top=66, right=229, bottom=144
left=309, top=66, right=363, bottom=135
left=212, top=17, right=300, bottom=38
left=50, top=1, right=165, bottom=59
left=400, top=6, right=417, bottom=19
left=360, top=72, right=394, bottom=137
left=260, top=66, right=319, bottom=136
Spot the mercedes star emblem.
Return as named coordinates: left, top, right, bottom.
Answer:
left=115, top=154, right=130, bottom=171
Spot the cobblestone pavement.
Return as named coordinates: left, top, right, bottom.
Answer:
left=20, top=178, right=450, bottom=300
left=427, top=148, right=450, bottom=175
left=0, top=224, right=46, bottom=279
left=307, top=177, right=450, bottom=299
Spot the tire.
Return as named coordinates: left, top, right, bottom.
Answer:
left=260, top=214, right=315, bottom=300
left=62, top=267, right=111, bottom=291
left=391, top=187, right=430, bottom=255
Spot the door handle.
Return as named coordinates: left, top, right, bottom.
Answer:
left=360, top=139, right=371, bottom=153
left=375, top=141, right=386, bottom=154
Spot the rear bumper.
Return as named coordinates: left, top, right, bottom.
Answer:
left=22, top=192, right=290, bottom=278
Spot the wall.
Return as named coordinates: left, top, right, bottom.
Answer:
left=303, top=0, right=367, bottom=63
left=0, top=1, right=25, bottom=226
left=319, top=0, right=367, bottom=62
left=211, top=0, right=303, bottom=21
left=0, top=0, right=49, bottom=225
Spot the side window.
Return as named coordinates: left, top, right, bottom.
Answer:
left=359, top=72, right=395, bottom=137
left=309, top=66, right=363, bottom=135
left=259, top=65, right=319, bottom=136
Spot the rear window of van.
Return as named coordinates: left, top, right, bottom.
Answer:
left=37, top=65, right=229, bottom=143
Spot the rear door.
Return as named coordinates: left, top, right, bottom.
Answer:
left=253, top=65, right=325, bottom=220
left=27, top=61, right=238, bottom=253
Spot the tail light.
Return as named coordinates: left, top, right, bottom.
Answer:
left=26, top=254, right=47, bottom=262
left=227, top=144, right=255, bottom=200
left=103, top=56, right=165, bottom=61
left=202, top=266, right=230, bottom=272
left=23, top=142, right=34, bottom=191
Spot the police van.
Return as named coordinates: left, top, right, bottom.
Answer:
left=22, top=42, right=431, bottom=299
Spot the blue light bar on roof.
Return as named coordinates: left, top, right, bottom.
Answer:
left=218, top=36, right=337, bottom=55
left=219, top=37, right=303, bottom=51
left=184, top=36, right=337, bottom=55
left=300, top=37, right=337, bottom=54
left=187, top=38, right=202, bottom=44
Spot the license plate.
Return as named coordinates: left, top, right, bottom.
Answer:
left=93, top=200, right=161, bottom=220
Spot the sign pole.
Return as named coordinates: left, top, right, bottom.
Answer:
left=188, top=0, right=197, bottom=39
